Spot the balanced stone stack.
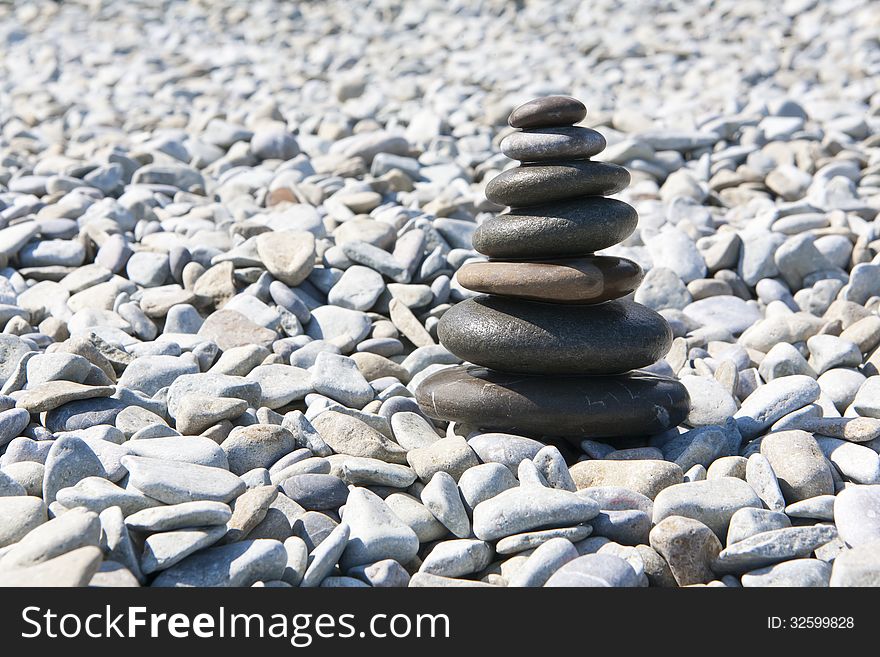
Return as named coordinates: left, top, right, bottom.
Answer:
left=416, top=96, right=690, bottom=442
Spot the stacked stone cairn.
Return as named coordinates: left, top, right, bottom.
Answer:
left=417, top=96, right=690, bottom=442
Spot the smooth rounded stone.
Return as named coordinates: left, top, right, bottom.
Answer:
left=650, top=516, right=723, bottom=586
left=485, top=161, right=629, bottom=207
left=533, top=446, right=577, bottom=492
left=408, top=572, right=497, bottom=588
left=121, top=455, right=245, bottom=504
left=714, top=525, right=838, bottom=573
left=89, top=560, right=142, bottom=588
left=348, top=559, right=411, bottom=588
left=578, top=486, right=654, bottom=516
left=830, top=541, right=880, bottom=586
left=126, top=251, right=170, bottom=287
left=455, top=463, right=517, bottom=512
left=117, top=355, right=200, bottom=397
left=280, top=536, right=309, bottom=586
left=0, top=335, right=32, bottom=387
left=727, top=507, right=792, bottom=546
left=739, top=313, right=825, bottom=353
left=472, top=197, right=638, bottom=259
left=817, top=368, right=864, bottom=412
left=0, top=469, right=28, bottom=497
left=311, top=352, right=373, bottom=408
left=760, top=430, right=834, bottom=503
left=198, top=310, right=277, bottom=351
left=56, top=476, right=159, bottom=515
left=678, top=375, right=738, bottom=427
left=589, top=509, right=651, bottom=545
left=508, top=95, right=587, bottom=128
left=255, top=230, right=315, bottom=287
left=0, top=496, right=46, bottom=548
left=141, top=525, right=228, bottom=574
left=818, top=437, right=880, bottom=484
left=175, top=395, right=248, bottom=436
left=419, top=366, right=688, bottom=439
left=280, top=474, right=348, bottom=511
left=571, top=460, right=683, bottom=500
left=42, top=435, right=106, bottom=505
left=0, top=545, right=104, bottom=588
left=495, top=524, right=592, bottom=555
left=388, top=298, right=434, bottom=348
left=405, top=436, right=479, bottom=483
left=0, top=407, right=33, bottom=446
left=633, top=266, right=692, bottom=311
left=300, top=522, right=350, bottom=588
left=682, top=296, right=759, bottom=335
left=741, top=559, right=832, bottom=587
left=2, top=462, right=44, bottom=497
left=840, top=316, right=880, bottom=354
left=245, top=492, right=305, bottom=542
left=1, top=507, right=101, bottom=568
left=834, top=485, right=880, bottom=547
left=501, top=125, right=605, bottom=162
left=125, top=435, right=228, bottom=469
left=653, top=478, right=763, bottom=539
left=25, top=352, right=91, bottom=385
left=457, top=256, right=642, bottom=305
left=853, top=377, right=880, bottom=418
left=390, top=411, right=441, bottom=450
left=785, top=495, right=836, bottom=521
left=807, top=335, right=862, bottom=375
left=421, top=471, right=470, bottom=538
left=706, top=456, right=748, bottom=480
left=506, top=537, right=579, bottom=587
left=465, top=432, right=544, bottom=471
left=758, top=342, right=817, bottom=381
left=440, top=296, right=671, bottom=375
left=220, top=424, right=296, bottom=475
left=327, top=265, right=385, bottom=311
left=151, top=539, right=287, bottom=587
left=222, top=485, right=279, bottom=542
left=305, top=306, right=372, bottom=352
left=13, top=381, right=115, bottom=414
left=472, top=486, right=599, bottom=542
left=125, top=501, right=232, bottom=532
left=734, top=376, right=821, bottom=440
left=311, top=411, right=407, bottom=464
left=745, top=453, right=786, bottom=511
left=384, top=492, right=448, bottom=543
left=646, top=229, right=707, bottom=284
left=245, top=364, right=312, bottom=409
left=544, top=553, right=640, bottom=587
left=419, top=539, right=492, bottom=578
left=338, top=457, right=414, bottom=488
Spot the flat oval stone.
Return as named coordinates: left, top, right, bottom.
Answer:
left=485, top=162, right=629, bottom=207
left=500, top=126, right=606, bottom=162
left=456, top=256, right=642, bottom=304
left=438, top=296, right=672, bottom=374
left=472, top=197, right=638, bottom=258
left=415, top=365, right=689, bottom=438
left=508, top=96, right=586, bottom=129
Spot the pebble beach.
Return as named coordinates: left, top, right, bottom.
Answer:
left=0, top=0, right=879, bottom=587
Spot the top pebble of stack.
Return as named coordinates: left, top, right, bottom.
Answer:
left=507, top=95, right=587, bottom=128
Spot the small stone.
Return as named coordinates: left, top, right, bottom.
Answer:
left=745, top=453, right=786, bottom=511
left=125, top=501, right=232, bottom=532
left=714, top=525, right=838, bottom=572
left=421, top=471, right=470, bottom=538
left=419, top=539, right=492, bottom=578
left=760, top=430, right=834, bottom=502
left=653, top=478, right=762, bottom=539
left=121, top=455, right=245, bottom=504
left=650, top=516, right=723, bottom=586
left=544, top=553, right=641, bottom=587
left=472, top=486, right=599, bottom=541
left=151, top=539, right=287, bottom=587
